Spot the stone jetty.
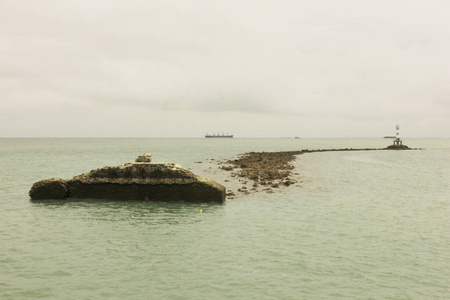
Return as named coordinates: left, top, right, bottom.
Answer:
left=218, top=145, right=414, bottom=189
left=29, top=154, right=226, bottom=203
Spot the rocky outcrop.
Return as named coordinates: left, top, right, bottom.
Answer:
left=135, top=153, right=152, bottom=162
left=386, top=144, right=410, bottom=150
left=222, top=151, right=301, bottom=183
left=29, top=178, right=69, bottom=200
left=29, top=155, right=226, bottom=203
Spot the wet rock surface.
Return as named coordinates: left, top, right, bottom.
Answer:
left=218, top=151, right=303, bottom=191
left=29, top=178, right=69, bottom=200
left=224, top=151, right=302, bottom=183
left=29, top=154, right=225, bottom=203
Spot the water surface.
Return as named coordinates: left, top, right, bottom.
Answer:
left=1, top=138, right=449, bottom=299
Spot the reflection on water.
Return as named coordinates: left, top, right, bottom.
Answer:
left=31, top=200, right=225, bottom=226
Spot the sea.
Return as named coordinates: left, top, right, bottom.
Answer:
left=0, top=138, right=449, bottom=299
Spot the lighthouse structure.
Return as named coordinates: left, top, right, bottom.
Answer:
left=386, top=124, right=410, bottom=150
left=393, top=124, right=402, bottom=146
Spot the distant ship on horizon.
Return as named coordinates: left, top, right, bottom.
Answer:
left=205, top=133, right=234, bottom=138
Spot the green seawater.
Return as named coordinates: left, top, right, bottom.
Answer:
left=0, top=138, right=449, bottom=299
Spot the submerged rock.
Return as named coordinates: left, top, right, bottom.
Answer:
left=29, top=155, right=225, bottom=203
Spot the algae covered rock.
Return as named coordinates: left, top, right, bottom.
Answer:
left=29, top=154, right=225, bottom=203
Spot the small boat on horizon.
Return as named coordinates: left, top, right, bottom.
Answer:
left=205, top=133, right=234, bottom=138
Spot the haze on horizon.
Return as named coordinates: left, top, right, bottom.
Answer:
left=1, top=0, right=449, bottom=138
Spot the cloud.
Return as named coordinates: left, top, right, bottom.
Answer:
left=0, top=0, right=449, bottom=137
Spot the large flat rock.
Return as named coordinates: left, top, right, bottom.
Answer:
left=29, top=158, right=226, bottom=203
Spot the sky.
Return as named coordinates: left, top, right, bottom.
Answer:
left=1, top=0, right=449, bottom=138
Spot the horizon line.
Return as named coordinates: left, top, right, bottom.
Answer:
left=0, top=136, right=448, bottom=139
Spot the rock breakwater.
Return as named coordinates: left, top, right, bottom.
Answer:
left=217, top=146, right=414, bottom=194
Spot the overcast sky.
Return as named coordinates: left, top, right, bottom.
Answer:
left=1, top=0, right=449, bottom=137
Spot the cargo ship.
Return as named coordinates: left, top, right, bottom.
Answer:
left=205, top=133, right=233, bottom=138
